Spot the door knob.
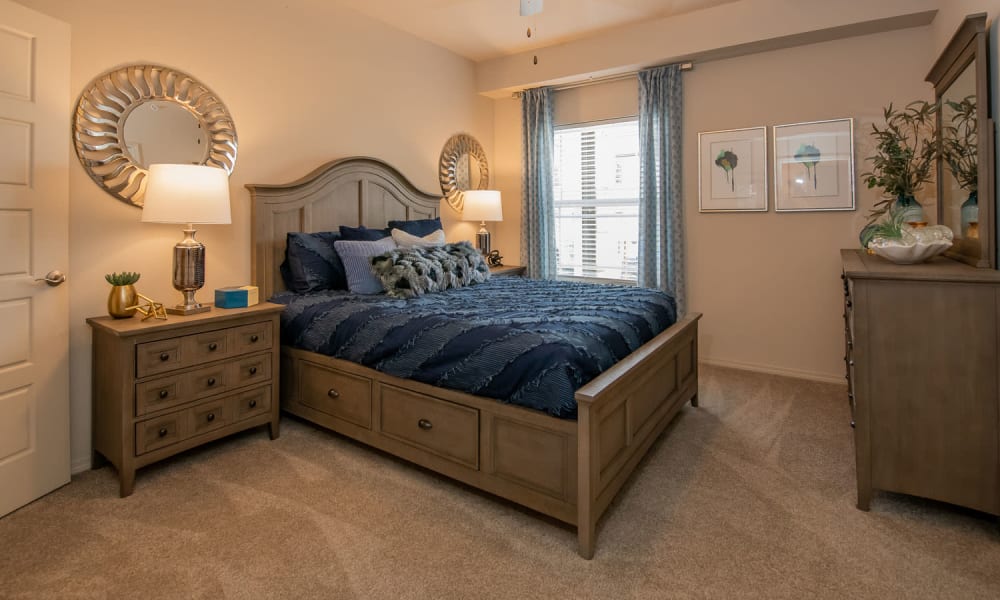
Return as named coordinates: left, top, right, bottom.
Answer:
left=35, top=270, right=66, bottom=286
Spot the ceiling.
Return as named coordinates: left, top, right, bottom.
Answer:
left=331, top=0, right=741, bottom=62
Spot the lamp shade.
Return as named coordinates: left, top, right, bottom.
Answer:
left=462, top=190, right=503, bottom=222
left=142, top=164, right=232, bottom=224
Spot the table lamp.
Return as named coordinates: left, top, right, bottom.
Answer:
left=462, top=190, right=503, bottom=255
left=142, top=164, right=231, bottom=315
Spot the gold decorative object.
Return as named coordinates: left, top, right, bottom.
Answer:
left=126, top=293, right=168, bottom=321
left=107, top=284, right=138, bottom=319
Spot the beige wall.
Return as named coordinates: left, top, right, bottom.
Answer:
left=17, top=0, right=494, bottom=472
left=493, top=26, right=934, bottom=382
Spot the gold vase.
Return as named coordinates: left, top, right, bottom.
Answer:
left=108, top=285, right=138, bottom=319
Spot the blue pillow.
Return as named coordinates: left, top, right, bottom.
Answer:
left=334, top=237, right=398, bottom=294
left=339, top=225, right=391, bottom=241
left=386, top=217, right=443, bottom=237
left=285, top=231, right=346, bottom=292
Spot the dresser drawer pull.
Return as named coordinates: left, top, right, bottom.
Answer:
left=159, top=353, right=170, bottom=362
left=846, top=300, right=852, bottom=308
left=249, top=399, right=258, bottom=408
left=850, top=420, right=856, bottom=429
left=250, top=334, right=259, bottom=343
left=208, top=342, right=218, bottom=351
left=848, top=360, right=855, bottom=367
left=158, top=390, right=168, bottom=399
left=206, top=412, right=216, bottom=422
left=327, top=389, right=340, bottom=399
left=249, top=366, right=258, bottom=375
left=158, top=427, right=168, bottom=437
left=417, top=419, right=433, bottom=431
left=207, top=377, right=216, bottom=387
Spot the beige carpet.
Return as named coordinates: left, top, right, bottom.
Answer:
left=2, top=366, right=997, bottom=599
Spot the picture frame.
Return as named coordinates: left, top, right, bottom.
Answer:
left=698, top=126, right=768, bottom=212
left=773, top=118, right=855, bottom=212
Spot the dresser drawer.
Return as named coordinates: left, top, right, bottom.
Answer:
left=379, top=385, right=479, bottom=469
left=135, top=411, right=188, bottom=455
left=136, top=338, right=183, bottom=378
left=233, top=321, right=273, bottom=355
left=182, top=328, right=232, bottom=364
left=299, top=361, right=372, bottom=429
left=135, top=376, right=187, bottom=416
left=231, top=385, right=271, bottom=421
left=230, top=352, right=272, bottom=388
left=188, top=362, right=231, bottom=400
left=189, top=397, right=230, bottom=437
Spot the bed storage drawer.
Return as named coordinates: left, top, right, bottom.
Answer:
left=378, top=385, right=479, bottom=469
left=299, top=361, right=372, bottom=429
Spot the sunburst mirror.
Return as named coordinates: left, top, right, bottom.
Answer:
left=439, top=133, right=490, bottom=212
left=73, top=64, right=238, bottom=208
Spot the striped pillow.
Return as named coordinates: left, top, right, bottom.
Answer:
left=334, top=237, right=398, bottom=294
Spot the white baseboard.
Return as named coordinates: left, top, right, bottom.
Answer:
left=71, top=456, right=91, bottom=475
left=699, top=357, right=847, bottom=385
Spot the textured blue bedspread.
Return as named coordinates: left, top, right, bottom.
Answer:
left=273, top=278, right=677, bottom=419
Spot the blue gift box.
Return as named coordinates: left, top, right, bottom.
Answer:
left=215, top=286, right=259, bottom=309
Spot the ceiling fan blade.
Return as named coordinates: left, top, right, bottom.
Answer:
left=520, top=0, right=543, bottom=17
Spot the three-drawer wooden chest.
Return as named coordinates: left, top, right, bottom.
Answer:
left=87, top=303, right=283, bottom=497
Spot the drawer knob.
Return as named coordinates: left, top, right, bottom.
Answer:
left=159, top=353, right=170, bottom=362
left=158, top=390, right=168, bottom=399
left=327, top=389, right=339, bottom=399
left=208, top=342, right=218, bottom=351
left=846, top=300, right=852, bottom=308
left=417, top=419, right=433, bottom=431
left=207, top=377, right=216, bottom=387
left=249, top=399, right=258, bottom=408
left=249, top=366, right=258, bottom=375
left=250, top=334, right=259, bottom=343
left=207, top=413, right=216, bottom=422
left=158, top=427, right=168, bottom=437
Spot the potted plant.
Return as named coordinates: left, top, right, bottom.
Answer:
left=940, top=94, right=978, bottom=236
left=859, top=100, right=939, bottom=237
left=105, top=271, right=140, bottom=318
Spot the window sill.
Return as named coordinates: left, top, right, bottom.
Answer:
left=557, top=275, right=637, bottom=286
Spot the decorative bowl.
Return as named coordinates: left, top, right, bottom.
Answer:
left=867, top=225, right=953, bottom=265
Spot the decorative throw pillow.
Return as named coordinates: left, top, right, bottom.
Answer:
left=334, top=237, right=398, bottom=294
left=372, top=241, right=491, bottom=299
left=391, top=228, right=445, bottom=248
left=387, top=217, right=443, bottom=237
left=284, top=231, right=346, bottom=292
left=339, top=225, right=391, bottom=241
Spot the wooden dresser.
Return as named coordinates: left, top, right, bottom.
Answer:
left=841, top=249, right=1000, bottom=516
left=88, top=303, right=283, bottom=496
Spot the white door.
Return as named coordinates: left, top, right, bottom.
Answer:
left=0, top=0, right=70, bottom=517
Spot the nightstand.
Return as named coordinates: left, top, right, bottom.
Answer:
left=87, top=302, right=283, bottom=497
left=489, top=265, right=526, bottom=277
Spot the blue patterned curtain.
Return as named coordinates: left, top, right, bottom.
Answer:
left=638, top=65, right=685, bottom=314
left=520, top=87, right=557, bottom=279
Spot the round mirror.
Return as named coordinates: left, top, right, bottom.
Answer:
left=121, top=100, right=209, bottom=169
left=73, top=64, right=237, bottom=207
left=439, top=133, right=489, bottom=211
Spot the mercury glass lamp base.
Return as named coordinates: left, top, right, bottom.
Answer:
left=166, top=303, right=211, bottom=316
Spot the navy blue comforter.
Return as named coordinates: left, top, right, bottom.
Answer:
left=273, top=278, right=676, bottom=419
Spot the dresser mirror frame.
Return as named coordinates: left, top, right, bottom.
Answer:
left=73, top=64, right=238, bottom=208
left=926, top=13, right=995, bottom=268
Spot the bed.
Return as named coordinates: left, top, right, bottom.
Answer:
left=247, top=157, right=701, bottom=558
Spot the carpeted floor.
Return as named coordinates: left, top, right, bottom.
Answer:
left=2, top=365, right=997, bottom=599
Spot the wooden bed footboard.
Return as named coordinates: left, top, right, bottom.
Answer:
left=575, top=312, right=701, bottom=558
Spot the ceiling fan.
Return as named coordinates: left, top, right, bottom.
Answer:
left=520, top=0, right=543, bottom=17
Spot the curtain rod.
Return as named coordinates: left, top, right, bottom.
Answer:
left=511, top=61, right=693, bottom=98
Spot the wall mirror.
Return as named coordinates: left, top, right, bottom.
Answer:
left=927, top=13, right=994, bottom=268
left=73, top=64, right=238, bottom=208
left=439, top=133, right=490, bottom=211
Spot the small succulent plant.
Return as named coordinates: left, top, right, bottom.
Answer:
left=105, top=271, right=141, bottom=286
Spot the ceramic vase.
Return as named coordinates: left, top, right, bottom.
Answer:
left=891, top=194, right=924, bottom=224
left=108, top=284, right=138, bottom=319
left=961, top=190, right=978, bottom=237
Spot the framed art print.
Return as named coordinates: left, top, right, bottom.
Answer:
left=698, top=127, right=768, bottom=212
left=773, top=118, right=855, bottom=212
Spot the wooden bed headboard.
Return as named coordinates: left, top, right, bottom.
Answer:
left=246, top=156, right=442, bottom=298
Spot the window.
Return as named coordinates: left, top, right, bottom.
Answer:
left=552, top=119, right=639, bottom=282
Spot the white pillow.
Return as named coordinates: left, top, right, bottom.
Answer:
left=391, top=228, right=445, bottom=248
